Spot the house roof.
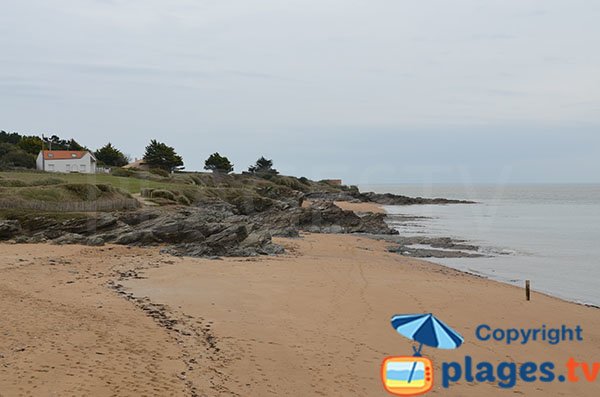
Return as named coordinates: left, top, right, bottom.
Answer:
left=41, top=150, right=94, bottom=161
left=122, top=159, right=147, bottom=169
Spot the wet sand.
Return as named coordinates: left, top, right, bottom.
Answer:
left=1, top=236, right=599, bottom=396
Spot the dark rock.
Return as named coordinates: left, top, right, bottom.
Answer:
left=86, top=236, right=106, bottom=246
left=118, top=210, right=161, bottom=226
left=0, top=220, right=21, bottom=240
left=298, top=201, right=397, bottom=235
left=361, top=192, right=475, bottom=205
left=51, top=233, right=87, bottom=245
left=388, top=246, right=483, bottom=258
left=59, top=214, right=118, bottom=235
left=304, top=191, right=475, bottom=205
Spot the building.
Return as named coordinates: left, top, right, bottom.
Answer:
left=122, top=158, right=150, bottom=171
left=36, top=150, right=97, bottom=174
left=323, top=179, right=343, bottom=186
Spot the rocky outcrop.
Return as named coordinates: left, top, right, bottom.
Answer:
left=361, top=192, right=475, bottom=205
left=2, top=196, right=397, bottom=257
left=304, top=191, right=475, bottom=205
left=374, top=235, right=484, bottom=258
left=250, top=200, right=397, bottom=236
left=0, top=220, right=21, bottom=240
left=6, top=196, right=393, bottom=256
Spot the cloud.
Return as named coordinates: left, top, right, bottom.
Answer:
left=0, top=0, right=599, bottom=182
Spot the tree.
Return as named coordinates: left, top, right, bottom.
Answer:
left=18, top=136, right=44, bottom=155
left=248, top=156, right=278, bottom=176
left=95, top=143, right=129, bottom=167
left=67, top=139, right=85, bottom=151
left=143, top=139, right=184, bottom=172
left=204, top=152, right=233, bottom=174
left=0, top=131, right=21, bottom=145
left=0, top=143, right=36, bottom=169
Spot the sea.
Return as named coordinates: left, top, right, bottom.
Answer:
left=360, top=184, right=600, bottom=306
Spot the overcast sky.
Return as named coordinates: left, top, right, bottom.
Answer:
left=1, top=0, right=599, bottom=184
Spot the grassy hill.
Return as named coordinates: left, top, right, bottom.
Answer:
left=0, top=169, right=354, bottom=215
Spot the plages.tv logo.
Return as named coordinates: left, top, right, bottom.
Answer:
left=381, top=313, right=464, bottom=396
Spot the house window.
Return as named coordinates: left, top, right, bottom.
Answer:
left=48, top=164, right=55, bottom=171
left=71, top=153, right=77, bottom=158
left=48, top=153, right=54, bottom=158
left=66, top=164, right=71, bottom=172
left=80, top=164, right=86, bottom=172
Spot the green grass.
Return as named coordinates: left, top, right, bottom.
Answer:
left=0, top=171, right=176, bottom=194
left=0, top=170, right=351, bottom=213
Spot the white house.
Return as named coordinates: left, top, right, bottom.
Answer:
left=36, top=150, right=97, bottom=174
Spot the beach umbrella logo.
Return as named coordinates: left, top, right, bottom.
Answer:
left=381, top=313, right=464, bottom=396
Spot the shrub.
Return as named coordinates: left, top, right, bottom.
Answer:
left=188, top=175, right=202, bottom=185
left=150, top=189, right=176, bottom=201
left=177, top=195, right=192, bottom=206
left=30, top=177, right=65, bottom=186
left=149, top=168, right=170, bottom=177
left=63, top=184, right=102, bottom=201
left=96, top=184, right=114, bottom=193
left=112, top=168, right=134, bottom=177
left=0, top=179, right=29, bottom=187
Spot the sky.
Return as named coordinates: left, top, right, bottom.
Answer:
left=1, top=0, right=599, bottom=184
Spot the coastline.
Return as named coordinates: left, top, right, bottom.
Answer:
left=1, top=237, right=599, bottom=396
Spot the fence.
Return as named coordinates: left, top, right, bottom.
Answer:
left=0, top=198, right=140, bottom=212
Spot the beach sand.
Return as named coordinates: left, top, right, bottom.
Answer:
left=1, top=236, right=599, bottom=396
left=333, top=201, right=386, bottom=214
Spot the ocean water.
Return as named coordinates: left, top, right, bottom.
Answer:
left=360, top=184, right=600, bottom=306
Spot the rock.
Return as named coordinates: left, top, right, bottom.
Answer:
left=271, top=227, right=300, bottom=238
left=304, top=191, right=475, bottom=205
left=117, top=209, right=161, bottom=226
left=51, top=233, right=87, bottom=245
left=352, top=213, right=398, bottom=234
left=86, top=236, right=106, bottom=246
left=240, top=231, right=271, bottom=248
left=388, top=246, right=484, bottom=258
left=0, top=220, right=21, bottom=240
left=298, top=201, right=397, bottom=235
left=61, top=213, right=118, bottom=235
left=115, top=230, right=158, bottom=245
left=13, top=235, right=30, bottom=244
left=360, top=192, right=475, bottom=205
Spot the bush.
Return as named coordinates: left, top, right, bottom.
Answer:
left=150, top=189, right=176, bottom=201
left=30, top=177, right=65, bottom=186
left=177, top=195, right=192, bottom=206
left=111, top=168, right=135, bottom=177
left=96, top=184, right=114, bottom=193
left=63, top=184, right=102, bottom=201
left=0, top=179, right=29, bottom=187
left=149, top=168, right=170, bottom=177
left=188, top=175, right=202, bottom=185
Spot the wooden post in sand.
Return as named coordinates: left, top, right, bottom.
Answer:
left=525, top=280, right=531, bottom=301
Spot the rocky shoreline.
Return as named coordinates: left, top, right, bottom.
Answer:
left=0, top=195, right=396, bottom=257
left=0, top=186, right=480, bottom=259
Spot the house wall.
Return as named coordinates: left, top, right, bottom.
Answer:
left=36, top=153, right=97, bottom=174
left=35, top=153, right=44, bottom=171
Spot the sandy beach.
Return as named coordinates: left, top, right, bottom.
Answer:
left=1, top=234, right=599, bottom=396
